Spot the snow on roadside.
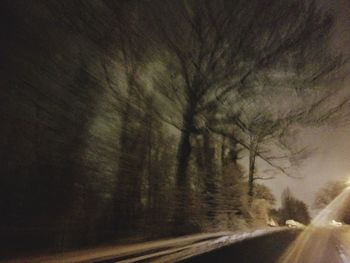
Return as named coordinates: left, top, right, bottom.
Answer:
left=212, top=228, right=287, bottom=246
left=153, top=228, right=290, bottom=263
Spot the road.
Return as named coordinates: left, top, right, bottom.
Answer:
left=3, top=228, right=290, bottom=263
left=277, top=225, right=350, bottom=263
left=181, top=226, right=350, bottom=263
left=6, top=226, right=350, bottom=262
left=179, top=229, right=299, bottom=263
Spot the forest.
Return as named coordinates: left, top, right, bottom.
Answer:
left=0, top=0, right=348, bottom=257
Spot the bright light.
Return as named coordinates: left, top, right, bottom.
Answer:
left=330, top=219, right=342, bottom=227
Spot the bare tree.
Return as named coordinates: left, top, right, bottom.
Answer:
left=146, top=0, right=342, bottom=229
left=313, top=179, right=348, bottom=210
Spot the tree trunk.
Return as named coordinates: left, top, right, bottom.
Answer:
left=248, top=142, right=257, bottom=206
left=176, top=129, right=192, bottom=189
left=113, top=106, right=132, bottom=231
left=172, top=129, right=192, bottom=232
left=113, top=76, right=144, bottom=234
left=172, top=105, right=196, bottom=233
left=202, top=131, right=217, bottom=221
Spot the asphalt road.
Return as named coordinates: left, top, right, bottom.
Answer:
left=180, top=229, right=300, bottom=263
left=4, top=229, right=290, bottom=263
left=7, top=226, right=350, bottom=262
left=181, top=226, right=350, bottom=263
left=277, top=226, right=350, bottom=263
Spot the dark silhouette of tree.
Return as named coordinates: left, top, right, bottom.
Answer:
left=278, top=188, right=311, bottom=225
left=313, top=179, right=348, bottom=210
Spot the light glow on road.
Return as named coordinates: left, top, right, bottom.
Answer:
left=278, top=187, right=350, bottom=263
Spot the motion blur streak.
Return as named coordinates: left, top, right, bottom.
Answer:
left=278, top=188, right=350, bottom=263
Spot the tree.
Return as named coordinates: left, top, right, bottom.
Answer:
left=97, top=1, right=157, bottom=234
left=313, top=179, right=348, bottom=210
left=278, top=188, right=311, bottom=225
left=2, top=0, right=348, bottom=255
left=147, top=0, right=342, bottom=230
left=210, top=53, right=348, bottom=204
left=216, top=157, right=248, bottom=230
